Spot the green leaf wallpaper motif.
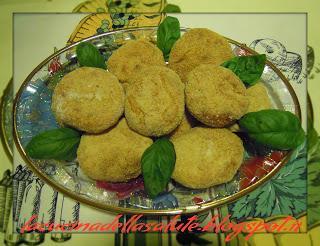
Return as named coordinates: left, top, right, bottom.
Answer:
left=307, top=122, right=320, bottom=227
left=229, top=143, right=307, bottom=221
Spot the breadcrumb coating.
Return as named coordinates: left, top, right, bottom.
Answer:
left=125, top=66, right=185, bottom=137
left=172, top=128, right=244, bottom=189
left=169, top=28, right=233, bottom=82
left=77, top=118, right=153, bottom=182
left=169, top=111, right=195, bottom=140
left=185, top=65, right=249, bottom=127
left=229, top=82, right=272, bottom=132
left=51, top=67, right=124, bottom=133
left=107, top=39, right=165, bottom=84
left=246, top=82, right=272, bottom=113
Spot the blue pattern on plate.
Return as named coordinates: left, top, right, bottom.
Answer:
left=16, top=78, right=59, bottom=147
left=152, top=192, right=179, bottom=209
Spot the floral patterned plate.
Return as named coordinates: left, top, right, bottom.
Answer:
left=13, top=27, right=301, bottom=215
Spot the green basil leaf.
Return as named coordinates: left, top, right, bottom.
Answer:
left=157, top=16, right=180, bottom=60
left=239, top=109, right=305, bottom=150
left=25, top=128, right=81, bottom=160
left=141, top=138, right=176, bottom=198
left=162, top=4, right=181, bottom=13
left=221, top=54, right=266, bottom=86
left=76, top=42, right=106, bottom=69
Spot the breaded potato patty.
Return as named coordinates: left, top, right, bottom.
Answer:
left=107, top=39, right=165, bottom=84
left=229, top=82, right=272, bottom=132
left=125, top=66, right=185, bottom=137
left=172, top=128, right=244, bottom=189
left=185, top=65, right=249, bottom=127
left=169, top=28, right=233, bottom=82
left=51, top=67, right=124, bottom=133
left=77, top=118, right=153, bottom=182
left=246, top=82, right=272, bottom=112
left=169, top=111, right=194, bottom=140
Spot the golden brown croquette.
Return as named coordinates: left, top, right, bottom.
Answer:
left=246, top=82, right=272, bottom=113
left=185, top=65, right=249, bottom=127
left=77, top=118, right=153, bottom=182
left=107, top=39, right=165, bottom=84
left=125, top=66, right=185, bottom=137
left=51, top=67, right=124, bottom=133
left=172, top=128, right=244, bottom=189
left=169, top=28, right=233, bottom=82
left=229, top=82, right=272, bottom=132
left=169, top=111, right=195, bottom=140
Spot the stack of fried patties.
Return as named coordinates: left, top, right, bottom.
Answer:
left=51, top=28, right=271, bottom=189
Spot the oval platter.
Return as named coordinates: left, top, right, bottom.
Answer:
left=13, top=27, right=301, bottom=215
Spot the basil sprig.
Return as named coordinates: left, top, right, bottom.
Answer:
left=25, top=128, right=81, bottom=160
left=162, top=4, right=181, bottom=13
left=76, top=42, right=106, bottom=69
left=239, top=109, right=305, bottom=150
left=157, top=16, right=181, bottom=60
left=141, top=138, right=176, bottom=198
left=221, top=54, right=266, bottom=86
